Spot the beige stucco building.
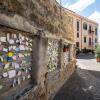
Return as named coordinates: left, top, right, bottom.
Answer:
left=66, top=9, right=98, bottom=51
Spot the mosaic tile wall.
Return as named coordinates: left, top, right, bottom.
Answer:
left=63, top=51, right=69, bottom=67
left=62, top=43, right=70, bottom=68
left=70, top=45, right=74, bottom=59
left=47, top=39, right=59, bottom=72
left=0, top=32, right=32, bottom=94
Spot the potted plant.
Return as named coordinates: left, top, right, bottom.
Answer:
left=96, top=53, right=100, bottom=62
left=63, top=44, right=69, bottom=52
left=95, top=46, right=100, bottom=62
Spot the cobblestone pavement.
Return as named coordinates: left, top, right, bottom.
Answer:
left=53, top=54, right=100, bottom=100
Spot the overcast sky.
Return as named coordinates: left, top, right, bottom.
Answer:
left=57, top=0, right=100, bottom=42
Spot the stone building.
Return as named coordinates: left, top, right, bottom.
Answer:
left=65, top=9, right=98, bottom=51
left=0, top=0, right=76, bottom=100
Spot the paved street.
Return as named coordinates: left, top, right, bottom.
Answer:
left=53, top=54, right=100, bottom=100
left=77, top=54, right=100, bottom=71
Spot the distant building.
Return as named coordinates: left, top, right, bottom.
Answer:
left=66, top=9, right=98, bottom=51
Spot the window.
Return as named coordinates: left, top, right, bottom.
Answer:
left=76, top=42, right=79, bottom=47
left=95, top=27, right=97, bottom=35
left=89, top=38, right=91, bottom=45
left=89, top=25, right=91, bottom=33
left=83, top=22, right=87, bottom=30
left=92, top=26, right=94, bottom=33
left=54, top=5, right=57, bottom=12
left=84, top=37, right=86, bottom=43
left=77, top=21, right=79, bottom=31
left=77, top=32, right=79, bottom=38
left=95, top=38, right=97, bottom=43
left=69, top=16, right=73, bottom=23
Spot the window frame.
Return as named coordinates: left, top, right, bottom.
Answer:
left=89, top=37, right=92, bottom=45
left=76, top=42, right=79, bottom=47
left=95, top=38, right=97, bottom=43
left=77, top=32, right=79, bottom=38
left=83, top=22, right=87, bottom=30
left=84, top=37, right=86, bottom=43
left=77, top=21, right=79, bottom=31
left=95, top=27, right=97, bottom=35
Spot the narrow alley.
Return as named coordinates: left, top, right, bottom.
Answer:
left=53, top=54, right=100, bottom=100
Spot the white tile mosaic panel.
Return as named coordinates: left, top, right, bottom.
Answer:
left=63, top=52, right=69, bottom=67
left=47, top=39, right=59, bottom=72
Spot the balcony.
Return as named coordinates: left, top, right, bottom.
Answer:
left=88, top=30, right=94, bottom=34
left=88, top=42, right=94, bottom=46
left=88, top=30, right=92, bottom=33
left=89, top=42, right=92, bottom=46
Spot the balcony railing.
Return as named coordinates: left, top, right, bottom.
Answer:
left=88, top=30, right=94, bottom=34
left=88, top=42, right=94, bottom=45
left=88, top=30, right=92, bottom=33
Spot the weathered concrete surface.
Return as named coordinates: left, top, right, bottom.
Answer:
left=0, top=0, right=74, bottom=41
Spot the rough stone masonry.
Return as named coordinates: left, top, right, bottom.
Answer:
left=0, top=0, right=76, bottom=100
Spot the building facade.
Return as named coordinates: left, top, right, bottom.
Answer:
left=66, top=9, right=98, bottom=51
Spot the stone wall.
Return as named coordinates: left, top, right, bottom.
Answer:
left=46, top=60, right=76, bottom=99
left=0, top=0, right=74, bottom=41
left=19, top=60, right=76, bottom=100
left=23, top=32, right=76, bottom=100
left=0, top=0, right=76, bottom=100
left=0, top=25, right=76, bottom=100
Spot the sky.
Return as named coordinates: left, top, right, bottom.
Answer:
left=57, top=0, right=100, bottom=42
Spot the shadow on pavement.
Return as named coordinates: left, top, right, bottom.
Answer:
left=53, top=71, right=94, bottom=100
left=88, top=70, right=100, bottom=80
left=77, top=54, right=95, bottom=60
